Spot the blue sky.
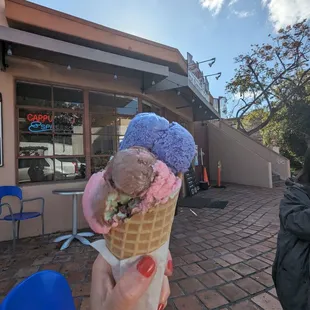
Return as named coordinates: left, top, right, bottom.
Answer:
left=28, top=0, right=309, bottom=107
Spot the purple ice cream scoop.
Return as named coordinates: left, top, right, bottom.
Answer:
left=119, top=113, right=169, bottom=150
left=119, top=113, right=195, bottom=173
left=152, top=122, right=195, bottom=173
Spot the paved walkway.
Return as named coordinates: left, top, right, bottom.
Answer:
left=0, top=184, right=284, bottom=309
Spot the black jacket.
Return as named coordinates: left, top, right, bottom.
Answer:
left=273, top=178, right=310, bottom=310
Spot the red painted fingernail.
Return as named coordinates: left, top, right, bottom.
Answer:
left=158, top=304, right=165, bottom=310
left=137, top=256, right=156, bottom=278
left=167, top=260, right=173, bottom=273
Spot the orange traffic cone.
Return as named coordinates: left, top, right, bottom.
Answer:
left=203, top=167, right=210, bottom=185
left=214, top=160, right=226, bottom=189
left=217, top=161, right=221, bottom=187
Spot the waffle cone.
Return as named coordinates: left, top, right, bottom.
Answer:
left=105, top=188, right=180, bottom=259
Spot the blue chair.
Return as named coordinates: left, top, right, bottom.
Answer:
left=0, top=186, right=45, bottom=250
left=0, top=270, right=75, bottom=310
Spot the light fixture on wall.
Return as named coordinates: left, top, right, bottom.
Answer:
left=67, top=65, right=71, bottom=70
left=7, top=45, right=12, bottom=56
left=204, top=110, right=208, bottom=114
left=152, top=80, right=156, bottom=86
left=177, top=90, right=181, bottom=96
left=192, top=97, right=195, bottom=103
left=204, top=72, right=222, bottom=80
left=114, top=74, right=118, bottom=80
left=199, top=105, right=202, bottom=109
left=198, top=57, right=216, bottom=67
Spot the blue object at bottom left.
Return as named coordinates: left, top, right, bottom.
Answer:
left=0, top=270, right=75, bottom=310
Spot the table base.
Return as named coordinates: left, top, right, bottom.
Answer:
left=53, top=232, right=94, bottom=250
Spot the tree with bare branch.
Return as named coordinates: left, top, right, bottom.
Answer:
left=226, top=19, right=310, bottom=136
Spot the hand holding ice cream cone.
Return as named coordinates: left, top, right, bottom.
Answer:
left=90, top=252, right=173, bottom=310
left=83, top=113, right=195, bottom=310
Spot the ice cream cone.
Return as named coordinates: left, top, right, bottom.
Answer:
left=105, top=185, right=181, bottom=260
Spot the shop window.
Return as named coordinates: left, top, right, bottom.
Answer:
left=16, top=81, right=85, bottom=184
left=89, top=92, right=138, bottom=173
left=16, top=82, right=140, bottom=182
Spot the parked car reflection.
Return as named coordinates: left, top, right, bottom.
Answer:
left=18, top=158, right=86, bottom=183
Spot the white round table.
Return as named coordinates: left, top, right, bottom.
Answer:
left=52, top=189, right=94, bottom=250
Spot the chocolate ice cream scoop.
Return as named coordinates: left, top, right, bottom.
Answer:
left=105, top=147, right=157, bottom=196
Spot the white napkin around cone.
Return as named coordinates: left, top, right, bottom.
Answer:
left=91, top=239, right=169, bottom=310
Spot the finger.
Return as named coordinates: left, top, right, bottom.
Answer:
left=106, top=255, right=157, bottom=310
left=164, top=251, right=173, bottom=277
left=90, top=254, right=115, bottom=310
left=158, top=276, right=170, bottom=310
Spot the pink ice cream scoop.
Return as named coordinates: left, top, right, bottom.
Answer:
left=82, top=171, right=108, bottom=234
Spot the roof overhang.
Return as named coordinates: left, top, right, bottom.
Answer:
left=5, top=0, right=187, bottom=75
left=0, top=26, right=169, bottom=89
left=145, top=71, right=220, bottom=121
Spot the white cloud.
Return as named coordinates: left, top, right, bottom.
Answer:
left=263, top=0, right=310, bottom=30
left=199, top=0, right=225, bottom=15
left=228, top=0, right=239, bottom=6
left=232, top=9, right=255, bottom=18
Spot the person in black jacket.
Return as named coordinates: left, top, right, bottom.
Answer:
left=273, top=148, right=310, bottom=310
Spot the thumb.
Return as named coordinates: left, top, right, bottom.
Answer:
left=107, top=256, right=157, bottom=310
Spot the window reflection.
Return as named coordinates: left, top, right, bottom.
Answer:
left=55, top=157, right=86, bottom=181
left=18, top=157, right=86, bottom=183
left=92, top=135, right=116, bottom=156
left=54, top=112, right=83, bottom=133
left=19, top=133, right=53, bottom=156
left=54, top=135, right=84, bottom=156
left=89, top=92, right=137, bottom=175
left=16, top=82, right=52, bottom=108
left=16, top=81, right=86, bottom=184
left=89, top=92, right=116, bottom=114
left=16, top=82, right=143, bottom=182
left=91, top=114, right=116, bottom=135
left=53, top=87, right=84, bottom=110
left=18, top=158, right=54, bottom=183
left=116, top=95, right=138, bottom=115
left=91, top=157, right=110, bottom=174
left=116, top=117, right=131, bottom=136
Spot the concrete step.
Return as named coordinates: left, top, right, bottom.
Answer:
left=273, top=180, right=285, bottom=187
left=272, top=173, right=281, bottom=182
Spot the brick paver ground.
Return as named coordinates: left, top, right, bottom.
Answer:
left=0, top=184, right=284, bottom=309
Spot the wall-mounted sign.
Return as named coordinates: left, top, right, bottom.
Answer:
left=26, top=113, right=77, bottom=133
left=27, top=113, right=53, bottom=133
left=187, top=53, right=210, bottom=105
left=0, top=93, right=3, bottom=166
left=213, top=97, right=220, bottom=113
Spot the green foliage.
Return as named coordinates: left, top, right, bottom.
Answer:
left=245, top=82, right=310, bottom=169
left=226, top=20, right=310, bottom=135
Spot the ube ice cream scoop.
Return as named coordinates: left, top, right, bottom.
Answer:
left=120, top=113, right=169, bottom=150
left=152, top=122, right=195, bottom=174
left=119, top=113, right=195, bottom=173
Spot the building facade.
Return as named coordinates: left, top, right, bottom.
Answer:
left=0, top=0, right=222, bottom=241
left=0, top=0, right=291, bottom=242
